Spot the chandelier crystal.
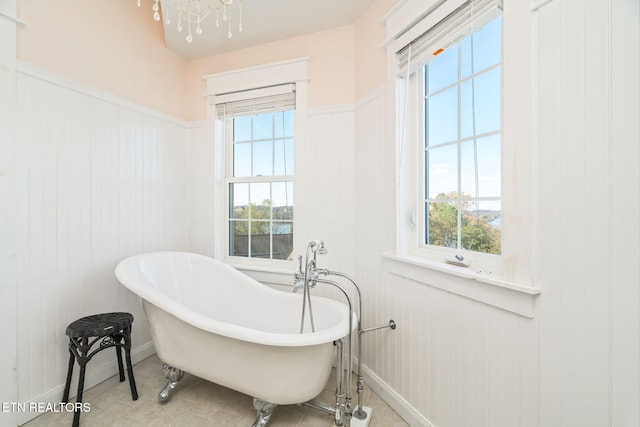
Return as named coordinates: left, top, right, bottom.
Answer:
left=137, top=0, right=243, bottom=42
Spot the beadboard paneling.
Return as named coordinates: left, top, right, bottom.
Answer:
left=354, top=1, right=640, bottom=426
left=186, top=122, right=215, bottom=256
left=0, top=2, right=19, bottom=425
left=305, top=107, right=356, bottom=276
left=14, top=68, right=190, bottom=409
left=535, top=0, right=640, bottom=425
left=609, top=1, right=640, bottom=424
left=353, top=87, right=539, bottom=427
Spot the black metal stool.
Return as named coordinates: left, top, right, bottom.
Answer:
left=62, top=312, right=138, bottom=427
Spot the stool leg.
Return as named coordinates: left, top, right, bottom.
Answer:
left=72, top=362, right=86, bottom=427
left=124, top=327, right=138, bottom=400
left=114, top=335, right=125, bottom=382
left=62, top=347, right=75, bottom=403
left=72, top=339, right=88, bottom=427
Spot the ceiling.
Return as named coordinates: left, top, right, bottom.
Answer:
left=159, top=0, right=376, bottom=60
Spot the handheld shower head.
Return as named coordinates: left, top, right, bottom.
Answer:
left=306, top=240, right=328, bottom=260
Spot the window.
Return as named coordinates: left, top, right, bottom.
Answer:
left=204, top=57, right=309, bottom=268
left=215, top=85, right=296, bottom=261
left=396, top=0, right=503, bottom=260
left=226, top=110, right=295, bottom=260
left=387, top=0, right=538, bottom=302
left=422, top=15, right=502, bottom=255
left=206, top=58, right=308, bottom=266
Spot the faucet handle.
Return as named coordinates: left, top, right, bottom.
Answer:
left=293, top=255, right=304, bottom=284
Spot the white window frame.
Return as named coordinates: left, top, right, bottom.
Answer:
left=385, top=0, right=539, bottom=317
left=224, top=107, right=295, bottom=261
left=205, top=58, right=309, bottom=270
left=410, top=5, right=503, bottom=268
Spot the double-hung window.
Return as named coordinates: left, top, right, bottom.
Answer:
left=398, top=0, right=503, bottom=260
left=217, top=85, right=296, bottom=261
left=206, top=58, right=308, bottom=266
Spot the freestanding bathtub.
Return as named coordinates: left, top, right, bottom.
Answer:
left=114, top=251, right=352, bottom=422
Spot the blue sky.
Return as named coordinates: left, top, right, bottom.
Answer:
left=425, top=16, right=502, bottom=212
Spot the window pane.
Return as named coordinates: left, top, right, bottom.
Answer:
left=230, top=220, right=249, bottom=257
left=461, top=16, right=502, bottom=78
left=233, top=142, right=251, bottom=177
left=461, top=67, right=501, bottom=138
left=426, top=144, right=458, bottom=200
left=250, top=221, right=271, bottom=258
left=272, top=182, right=293, bottom=220
left=230, top=183, right=249, bottom=219
left=252, top=113, right=273, bottom=140
left=460, top=135, right=501, bottom=198
left=252, top=140, right=273, bottom=176
left=460, top=140, right=477, bottom=198
left=427, top=45, right=458, bottom=95
left=250, top=183, right=271, bottom=219
left=272, top=222, right=293, bottom=260
left=461, top=200, right=501, bottom=254
left=233, top=116, right=252, bottom=142
left=477, top=134, right=501, bottom=198
left=460, top=37, right=473, bottom=79
left=274, top=138, right=294, bottom=176
left=426, top=200, right=459, bottom=248
left=426, top=86, right=458, bottom=146
left=274, top=110, right=295, bottom=138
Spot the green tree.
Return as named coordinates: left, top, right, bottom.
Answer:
left=232, top=198, right=272, bottom=236
left=428, top=199, right=458, bottom=248
left=231, top=198, right=293, bottom=236
left=461, top=215, right=501, bottom=254
left=428, top=192, right=501, bottom=254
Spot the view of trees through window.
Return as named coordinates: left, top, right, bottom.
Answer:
left=428, top=192, right=501, bottom=255
left=423, top=15, right=502, bottom=256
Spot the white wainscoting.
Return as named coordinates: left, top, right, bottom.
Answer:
left=534, top=1, right=640, bottom=426
left=353, top=0, right=640, bottom=425
left=304, top=105, right=356, bottom=278
left=352, top=86, right=540, bottom=427
left=186, top=121, right=214, bottom=257
left=1, top=2, right=19, bottom=427
left=10, top=3, right=640, bottom=422
left=14, top=64, right=190, bottom=424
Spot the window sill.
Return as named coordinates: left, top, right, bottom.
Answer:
left=383, top=252, right=540, bottom=318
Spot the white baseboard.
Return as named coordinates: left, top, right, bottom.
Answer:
left=17, top=342, right=156, bottom=426
left=360, top=362, right=435, bottom=427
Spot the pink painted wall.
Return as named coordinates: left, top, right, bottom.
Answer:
left=17, top=0, right=188, bottom=119
left=354, top=0, right=397, bottom=99
left=16, top=0, right=397, bottom=121
left=184, top=0, right=398, bottom=120
left=183, top=24, right=356, bottom=121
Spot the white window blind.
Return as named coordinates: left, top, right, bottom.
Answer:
left=397, top=0, right=502, bottom=75
left=215, top=84, right=296, bottom=119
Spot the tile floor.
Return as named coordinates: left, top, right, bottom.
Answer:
left=24, top=355, right=409, bottom=427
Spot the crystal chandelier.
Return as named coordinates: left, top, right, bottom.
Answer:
left=137, top=0, right=243, bottom=42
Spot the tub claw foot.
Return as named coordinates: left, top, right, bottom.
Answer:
left=252, top=397, right=277, bottom=427
left=158, top=364, right=184, bottom=404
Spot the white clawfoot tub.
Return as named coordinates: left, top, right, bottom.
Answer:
left=114, top=251, right=352, bottom=422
